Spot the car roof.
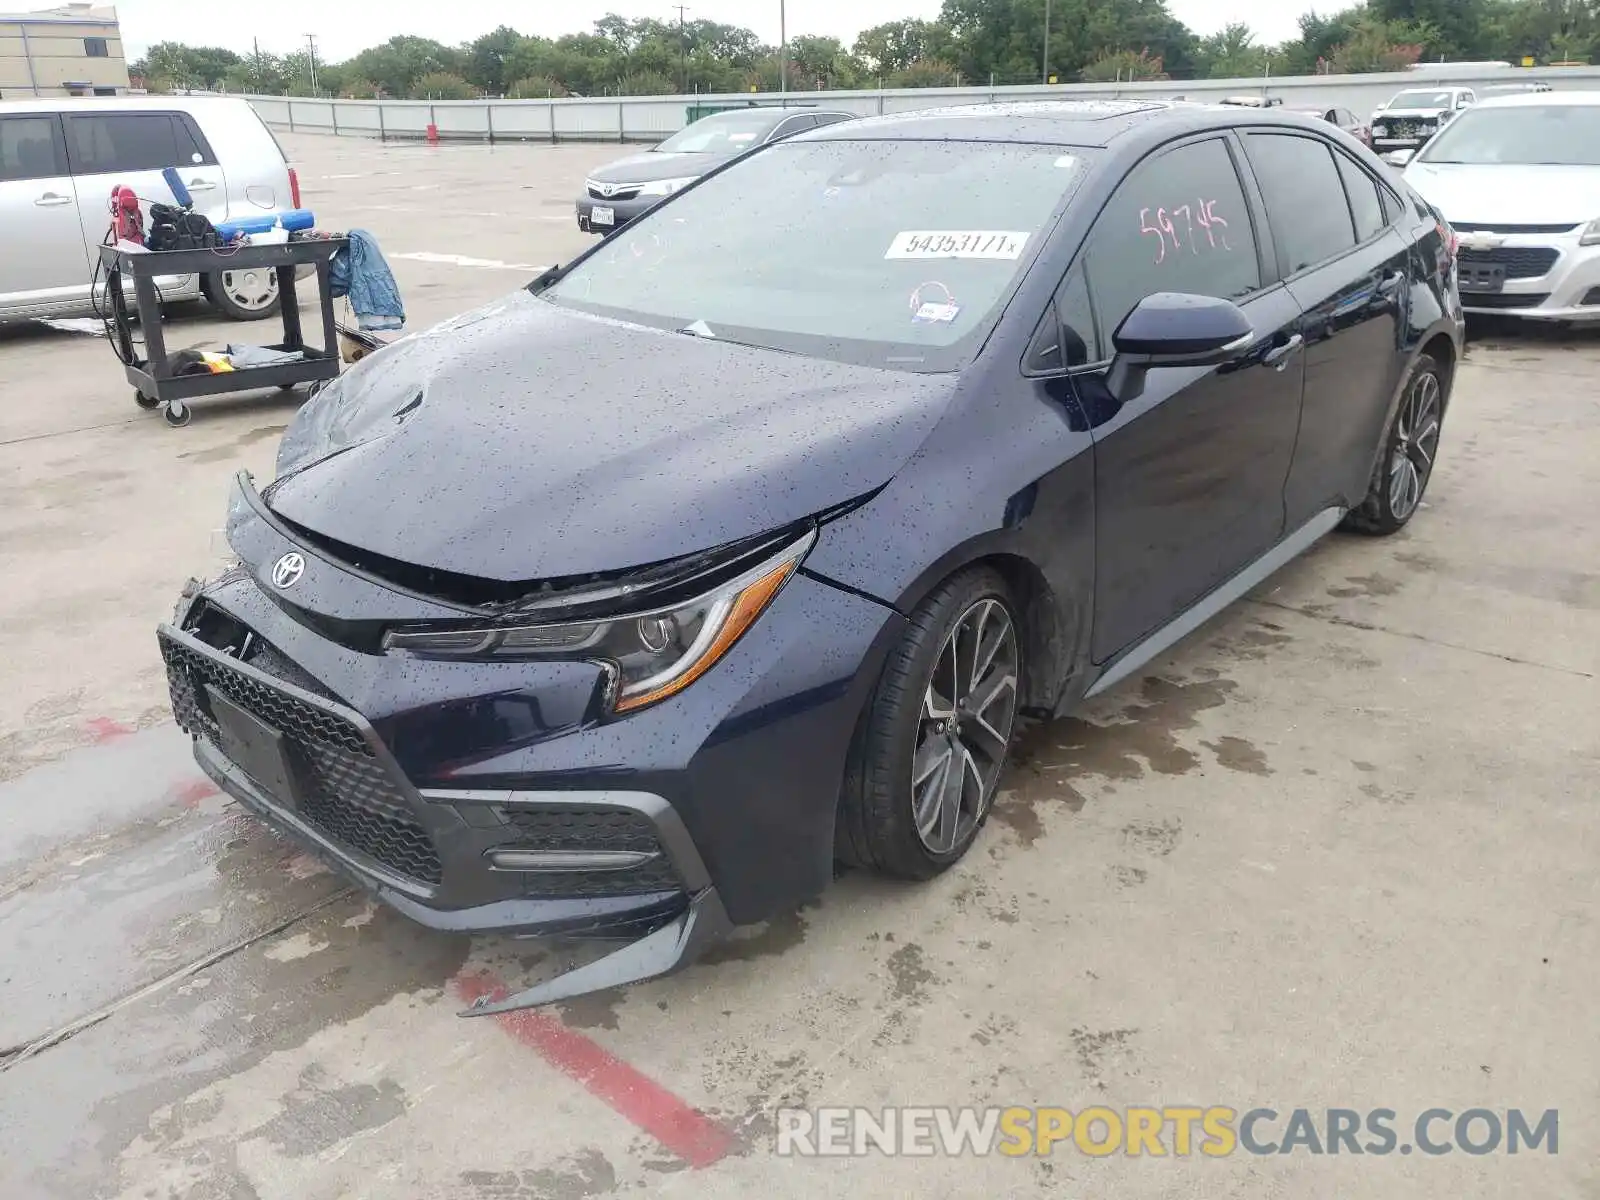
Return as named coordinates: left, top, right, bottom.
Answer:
left=804, top=98, right=1339, bottom=148
left=0, top=95, right=252, bottom=116
left=1472, top=89, right=1600, bottom=108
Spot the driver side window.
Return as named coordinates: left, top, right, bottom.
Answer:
left=1081, top=137, right=1261, bottom=345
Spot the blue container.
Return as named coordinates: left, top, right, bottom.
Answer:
left=214, top=209, right=316, bottom=240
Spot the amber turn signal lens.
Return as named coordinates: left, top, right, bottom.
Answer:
left=613, top=557, right=798, bottom=713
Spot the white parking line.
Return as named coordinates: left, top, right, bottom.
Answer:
left=391, top=252, right=548, bottom=272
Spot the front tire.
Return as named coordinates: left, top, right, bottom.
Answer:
left=203, top=267, right=280, bottom=321
left=837, top=568, right=1022, bottom=880
left=1343, top=353, right=1446, bottom=536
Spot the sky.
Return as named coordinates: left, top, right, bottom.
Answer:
left=109, top=0, right=1315, bottom=63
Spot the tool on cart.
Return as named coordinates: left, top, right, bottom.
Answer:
left=109, top=186, right=143, bottom=245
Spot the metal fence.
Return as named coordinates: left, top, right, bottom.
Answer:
left=245, top=65, right=1600, bottom=145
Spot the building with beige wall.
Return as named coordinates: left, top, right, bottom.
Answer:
left=0, top=4, right=128, bottom=98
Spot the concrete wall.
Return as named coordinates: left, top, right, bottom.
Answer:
left=0, top=16, right=128, bottom=97
left=244, top=64, right=1600, bottom=144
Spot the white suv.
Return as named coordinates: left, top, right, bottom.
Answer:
left=0, top=96, right=302, bottom=322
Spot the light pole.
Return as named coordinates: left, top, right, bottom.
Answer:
left=779, top=0, right=788, bottom=96
left=1041, top=0, right=1051, bottom=85
left=305, top=33, right=319, bottom=95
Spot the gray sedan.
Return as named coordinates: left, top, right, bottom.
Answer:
left=576, top=106, right=854, bottom=234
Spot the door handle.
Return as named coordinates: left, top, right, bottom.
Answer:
left=186, top=178, right=216, bottom=191
left=34, top=192, right=72, bottom=207
left=1262, top=333, right=1304, bottom=370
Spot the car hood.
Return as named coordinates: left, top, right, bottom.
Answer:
left=1405, top=162, right=1600, bottom=226
left=588, top=150, right=726, bottom=186
left=268, top=291, right=954, bottom=583
left=1377, top=107, right=1450, bottom=119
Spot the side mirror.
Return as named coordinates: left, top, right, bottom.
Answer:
left=1382, top=148, right=1415, bottom=167
left=1106, top=293, right=1253, bottom=402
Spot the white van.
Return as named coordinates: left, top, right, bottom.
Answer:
left=0, top=95, right=302, bottom=322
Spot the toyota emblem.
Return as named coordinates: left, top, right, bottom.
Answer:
left=271, top=551, right=305, bottom=589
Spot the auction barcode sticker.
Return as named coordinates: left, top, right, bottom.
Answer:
left=885, top=231, right=1030, bottom=260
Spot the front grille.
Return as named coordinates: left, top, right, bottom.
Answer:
left=1458, top=246, right=1560, bottom=280
left=588, top=184, right=640, bottom=201
left=1461, top=291, right=1550, bottom=310
left=499, top=806, right=681, bottom=898
left=160, top=631, right=444, bottom=886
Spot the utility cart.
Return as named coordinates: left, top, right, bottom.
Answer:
left=98, top=238, right=347, bottom=427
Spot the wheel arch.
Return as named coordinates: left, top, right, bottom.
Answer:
left=885, top=541, right=1076, bottom=717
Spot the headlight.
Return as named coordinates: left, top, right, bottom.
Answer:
left=383, top=531, right=814, bottom=713
left=637, top=175, right=699, bottom=197
left=1373, top=124, right=1388, bottom=137
left=1580, top=217, right=1600, bottom=246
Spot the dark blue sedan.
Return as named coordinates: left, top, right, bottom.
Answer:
left=159, top=101, right=1463, bottom=1013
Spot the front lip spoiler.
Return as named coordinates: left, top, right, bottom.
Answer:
left=458, top=888, right=733, bottom=1017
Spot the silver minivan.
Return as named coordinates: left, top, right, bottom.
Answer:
left=0, top=95, right=302, bottom=322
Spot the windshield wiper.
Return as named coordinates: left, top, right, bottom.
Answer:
left=525, top=263, right=567, bottom=295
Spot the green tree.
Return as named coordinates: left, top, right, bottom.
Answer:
left=346, top=37, right=466, bottom=98
left=786, top=36, right=865, bottom=88
left=509, top=74, right=568, bottom=98
left=886, top=58, right=962, bottom=86
left=1196, top=22, right=1266, bottom=78
left=853, top=19, right=958, bottom=74
left=1081, top=47, right=1169, bottom=80
left=466, top=26, right=526, bottom=95
left=133, top=42, right=241, bottom=90
left=412, top=71, right=477, bottom=100
left=1328, top=16, right=1435, bottom=71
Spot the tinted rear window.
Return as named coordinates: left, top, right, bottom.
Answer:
left=546, top=139, right=1093, bottom=372
left=0, top=115, right=64, bottom=181
left=1247, top=133, right=1357, bottom=274
left=65, top=113, right=181, bottom=174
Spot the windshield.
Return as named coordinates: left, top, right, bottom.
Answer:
left=1420, top=104, right=1600, bottom=165
left=655, top=110, right=784, bottom=154
left=1389, top=90, right=1454, bottom=109
left=545, top=139, right=1092, bottom=373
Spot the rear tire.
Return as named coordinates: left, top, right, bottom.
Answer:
left=1342, top=353, right=1446, bottom=536
left=204, top=267, right=280, bottom=321
left=837, top=568, right=1022, bottom=880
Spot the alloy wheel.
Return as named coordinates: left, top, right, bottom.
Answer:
left=221, top=267, right=278, bottom=311
left=1388, top=370, right=1441, bottom=521
left=912, top=598, right=1019, bottom=855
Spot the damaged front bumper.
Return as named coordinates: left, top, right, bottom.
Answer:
left=159, top=475, right=902, bottom=1014
left=162, top=620, right=732, bottom=1013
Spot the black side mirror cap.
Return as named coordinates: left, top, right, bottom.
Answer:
left=1106, top=293, right=1254, bottom=402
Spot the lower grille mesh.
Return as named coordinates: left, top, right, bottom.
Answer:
left=160, top=632, right=443, bottom=886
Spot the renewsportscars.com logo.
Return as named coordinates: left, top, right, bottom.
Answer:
left=776, top=1106, right=1560, bottom=1158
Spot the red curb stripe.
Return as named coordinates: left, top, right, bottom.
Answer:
left=453, top=969, right=735, bottom=1168
left=86, top=717, right=134, bottom=743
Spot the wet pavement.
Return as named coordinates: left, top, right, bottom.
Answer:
left=0, top=135, right=1596, bottom=1200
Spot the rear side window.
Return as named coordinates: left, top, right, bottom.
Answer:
left=173, top=115, right=217, bottom=166
left=0, top=116, right=65, bottom=181
left=1082, top=137, right=1261, bottom=340
left=1246, top=133, right=1356, bottom=274
left=1335, top=152, right=1387, bottom=242
left=65, top=113, right=182, bottom=175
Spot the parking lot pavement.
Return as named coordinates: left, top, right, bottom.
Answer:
left=0, top=135, right=1596, bottom=1200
